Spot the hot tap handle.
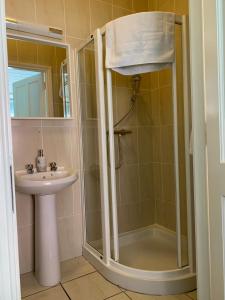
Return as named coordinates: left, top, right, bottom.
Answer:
left=49, top=162, right=57, bottom=171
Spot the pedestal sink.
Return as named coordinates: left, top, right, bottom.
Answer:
left=15, top=167, right=78, bottom=286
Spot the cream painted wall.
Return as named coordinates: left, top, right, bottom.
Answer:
left=6, top=0, right=150, bottom=274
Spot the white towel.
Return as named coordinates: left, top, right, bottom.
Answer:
left=105, top=12, right=176, bottom=75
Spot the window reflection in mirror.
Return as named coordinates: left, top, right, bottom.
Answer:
left=7, top=37, right=71, bottom=118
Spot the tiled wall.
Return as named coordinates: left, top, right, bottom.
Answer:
left=148, top=0, right=189, bottom=235
left=80, top=0, right=190, bottom=243
left=12, top=119, right=82, bottom=274
left=6, top=0, right=148, bottom=274
left=6, top=0, right=189, bottom=273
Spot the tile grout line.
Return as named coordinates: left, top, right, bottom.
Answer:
left=21, top=269, right=97, bottom=298
left=60, top=282, right=72, bottom=300
left=61, top=270, right=97, bottom=284
left=124, top=291, right=132, bottom=300
left=103, top=291, right=124, bottom=299
left=22, top=284, right=60, bottom=299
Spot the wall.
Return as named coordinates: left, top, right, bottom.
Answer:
left=148, top=0, right=189, bottom=235
left=6, top=0, right=148, bottom=274
left=81, top=0, right=190, bottom=245
left=6, top=0, right=189, bottom=273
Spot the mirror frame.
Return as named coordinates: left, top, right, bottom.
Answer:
left=7, top=31, right=74, bottom=120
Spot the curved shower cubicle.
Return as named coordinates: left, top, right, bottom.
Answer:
left=77, top=12, right=196, bottom=295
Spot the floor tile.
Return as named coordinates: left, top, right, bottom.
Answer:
left=126, top=291, right=190, bottom=300
left=23, top=286, right=69, bottom=300
left=61, top=256, right=95, bottom=283
left=108, top=293, right=131, bottom=299
left=20, top=272, right=51, bottom=297
left=187, top=290, right=197, bottom=300
left=63, top=272, right=121, bottom=300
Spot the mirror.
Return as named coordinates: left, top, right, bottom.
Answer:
left=7, top=37, right=71, bottom=118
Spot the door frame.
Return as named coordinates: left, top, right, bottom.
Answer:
left=0, top=0, right=21, bottom=299
left=0, top=0, right=212, bottom=299
left=189, top=1, right=211, bottom=299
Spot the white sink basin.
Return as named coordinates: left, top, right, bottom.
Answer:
left=15, top=167, right=78, bottom=287
left=15, top=167, right=78, bottom=195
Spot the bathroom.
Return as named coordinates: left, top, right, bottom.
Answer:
left=0, top=0, right=221, bottom=300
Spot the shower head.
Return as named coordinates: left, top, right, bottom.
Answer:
left=131, top=75, right=141, bottom=102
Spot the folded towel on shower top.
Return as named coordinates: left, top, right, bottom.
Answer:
left=105, top=12, right=176, bottom=75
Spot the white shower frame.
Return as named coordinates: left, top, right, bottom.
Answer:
left=79, top=14, right=196, bottom=295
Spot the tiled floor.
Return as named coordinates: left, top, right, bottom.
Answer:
left=21, top=256, right=197, bottom=300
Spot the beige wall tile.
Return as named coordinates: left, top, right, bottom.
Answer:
left=120, top=128, right=138, bottom=164
left=35, top=0, right=65, bottom=28
left=139, top=164, right=153, bottom=201
left=17, top=225, right=34, bottom=274
left=65, top=0, right=90, bottom=38
left=161, top=164, right=176, bottom=204
left=150, top=89, right=160, bottom=125
left=66, top=36, right=85, bottom=49
left=42, top=126, right=73, bottom=168
left=116, top=87, right=137, bottom=126
left=119, top=164, right=139, bottom=204
left=138, top=127, right=153, bottom=164
left=137, top=91, right=152, bottom=126
left=90, top=0, right=112, bottom=32
left=118, top=204, right=130, bottom=233
left=149, top=71, right=159, bottom=90
left=159, top=86, right=173, bottom=125
left=113, top=0, right=132, bottom=10
left=113, top=5, right=132, bottom=18
left=56, top=186, right=74, bottom=218
left=133, top=0, right=148, bottom=12
left=151, top=126, right=161, bottom=162
left=159, top=68, right=172, bottom=87
left=17, top=40, right=38, bottom=65
left=58, top=215, right=83, bottom=260
left=6, top=0, right=36, bottom=22
left=165, top=201, right=176, bottom=231
left=7, top=39, right=18, bottom=63
left=175, top=0, right=189, bottom=14
left=37, top=43, right=55, bottom=66
left=160, top=125, right=174, bottom=163
left=148, top=0, right=157, bottom=11
left=16, top=193, right=33, bottom=227
left=157, top=0, right=175, bottom=12
left=12, top=124, right=42, bottom=170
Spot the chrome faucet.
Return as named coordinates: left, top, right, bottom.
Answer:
left=49, top=162, right=57, bottom=171
left=25, top=163, right=34, bottom=174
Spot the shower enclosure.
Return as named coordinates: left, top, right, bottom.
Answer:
left=77, top=14, right=196, bottom=295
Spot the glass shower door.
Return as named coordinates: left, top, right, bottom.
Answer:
left=78, top=30, right=112, bottom=263
left=78, top=39, right=104, bottom=255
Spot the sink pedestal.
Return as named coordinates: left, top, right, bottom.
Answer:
left=35, top=194, right=60, bottom=286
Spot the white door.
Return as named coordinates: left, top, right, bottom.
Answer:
left=201, top=0, right=225, bottom=298
left=13, top=74, right=44, bottom=117
left=0, top=1, right=21, bottom=299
